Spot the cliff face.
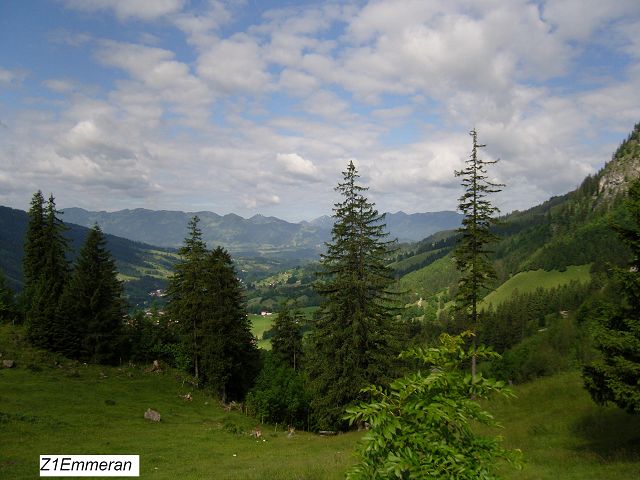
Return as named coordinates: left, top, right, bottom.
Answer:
left=596, top=123, right=640, bottom=207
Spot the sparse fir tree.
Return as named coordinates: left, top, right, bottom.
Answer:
left=58, top=225, right=125, bottom=363
left=583, top=179, right=640, bottom=413
left=307, top=161, right=401, bottom=431
left=454, top=129, right=503, bottom=377
left=271, top=300, right=304, bottom=371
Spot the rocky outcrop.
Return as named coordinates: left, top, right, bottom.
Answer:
left=595, top=123, right=640, bottom=208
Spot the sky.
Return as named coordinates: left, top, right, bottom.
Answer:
left=1, top=0, right=639, bottom=222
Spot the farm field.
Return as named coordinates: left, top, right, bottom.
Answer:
left=249, top=313, right=274, bottom=350
left=250, top=307, right=318, bottom=350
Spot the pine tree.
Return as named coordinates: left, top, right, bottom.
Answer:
left=58, top=225, right=125, bottom=363
left=454, top=129, right=503, bottom=378
left=25, top=194, right=70, bottom=349
left=307, top=161, right=401, bottom=430
left=271, top=300, right=304, bottom=371
left=583, top=179, right=640, bottom=413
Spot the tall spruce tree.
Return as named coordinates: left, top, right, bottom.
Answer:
left=167, top=216, right=208, bottom=380
left=583, top=179, right=640, bottom=413
left=307, top=161, right=401, bottom=430
left=454, top=129, right=503, bottom=378
left=167, top=218, right=259, bottom=401
left=200, top=246, right=260, bottom=402
left=21, top=191, right=46, bottom=313
left=58, top=225, right=125, bottom=363
left=25, top=194, right=70, bottom=349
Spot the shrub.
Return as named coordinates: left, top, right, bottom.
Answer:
left=245, top=353, right=309, bottom=428
left=345, top=332, right=520, bottom=479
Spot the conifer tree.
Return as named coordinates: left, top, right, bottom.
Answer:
left=25, top=194, right=70, bottom=349
left=454, top=129, right=503, bottom=378
left=307, top=161, right=401, bottom=430
left=58, top=225, right=125, bottom=363
left=21, top=190, right=46, bottom=312
left=0, top=268, right=18, bottom=323
left=167, top=218, right=259, bottom=401
left=271, top=300, right=304, bottom=371
left=200, top=246, right=260, bottom=402
left=167, top=216, right=208, bottom=380
left=583, top=179, right=640, bottom=413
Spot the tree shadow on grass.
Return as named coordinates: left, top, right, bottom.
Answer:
left=570, top=408, right=640, bottom=462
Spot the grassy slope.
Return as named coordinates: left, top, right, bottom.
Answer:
left=481, top=265, right=591, bottom=309
left=2, top=322, right=639, bottom=479
left=249, top=314, right=274, bottom=350
left=491, top=371, right=640, bottom=480
left=0, top=327, right=356, bottom=480
left=250, top=307, right=318, bottom=350
left=397, top=254, right=459, bottom=299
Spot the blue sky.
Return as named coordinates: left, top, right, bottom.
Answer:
left=1, top=0, right=639, bottom=221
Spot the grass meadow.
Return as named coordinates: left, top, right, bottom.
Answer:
left=481, top=264, right=591, bottom=309
left=2, top=324, right=640, bottom=479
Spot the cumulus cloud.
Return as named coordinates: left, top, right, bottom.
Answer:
left=276, top=153, right=320, bottom=181
left=2, top=0, right=640, bottom=220
left=95, top=40, right=213, bottom=125
left=197, top=35, right=271, bottom=94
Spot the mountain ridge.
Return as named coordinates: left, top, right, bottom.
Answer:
left=60, top=207, right=463, bottom=253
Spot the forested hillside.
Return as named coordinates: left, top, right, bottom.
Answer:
left=395, top=123, right=640, bottom=390
left=0, top=205, right=176, bottom=306
left=398, top=123, right=640, bottom=296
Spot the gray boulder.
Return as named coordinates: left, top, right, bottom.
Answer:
left=144, top=408, right=161, bottom=422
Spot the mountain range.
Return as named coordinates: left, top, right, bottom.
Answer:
left=60, top=208, right=463, bottom=256
left=0, top=204, right=461, bottom=305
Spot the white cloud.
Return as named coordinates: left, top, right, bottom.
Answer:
left=42, top=78, right=77, bottom=93
left=95, top=40, right=213, bottom=125
left=62, top=0, right=185, bottom=21
left=0, top=68, right=26, bottom=87
left=197, top=35, right=271, bottom=94
left=2, top=0, right=640, bottom=221
left=46, top=29, right=92, bottom=47
left=541, top=0, right=640, bottom=41
left=276, top=153, right=319, bottom=181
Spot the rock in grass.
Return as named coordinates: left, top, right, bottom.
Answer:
left=2, top=360, right=15, bottom=368
left=144, top=408, right=161, bottom=422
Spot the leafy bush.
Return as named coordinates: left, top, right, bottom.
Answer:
left=245, top=353, right=309, bottom=428
left=344, top=333, right=520, bottom=479
left=485, top=315, right=592, bottom=383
